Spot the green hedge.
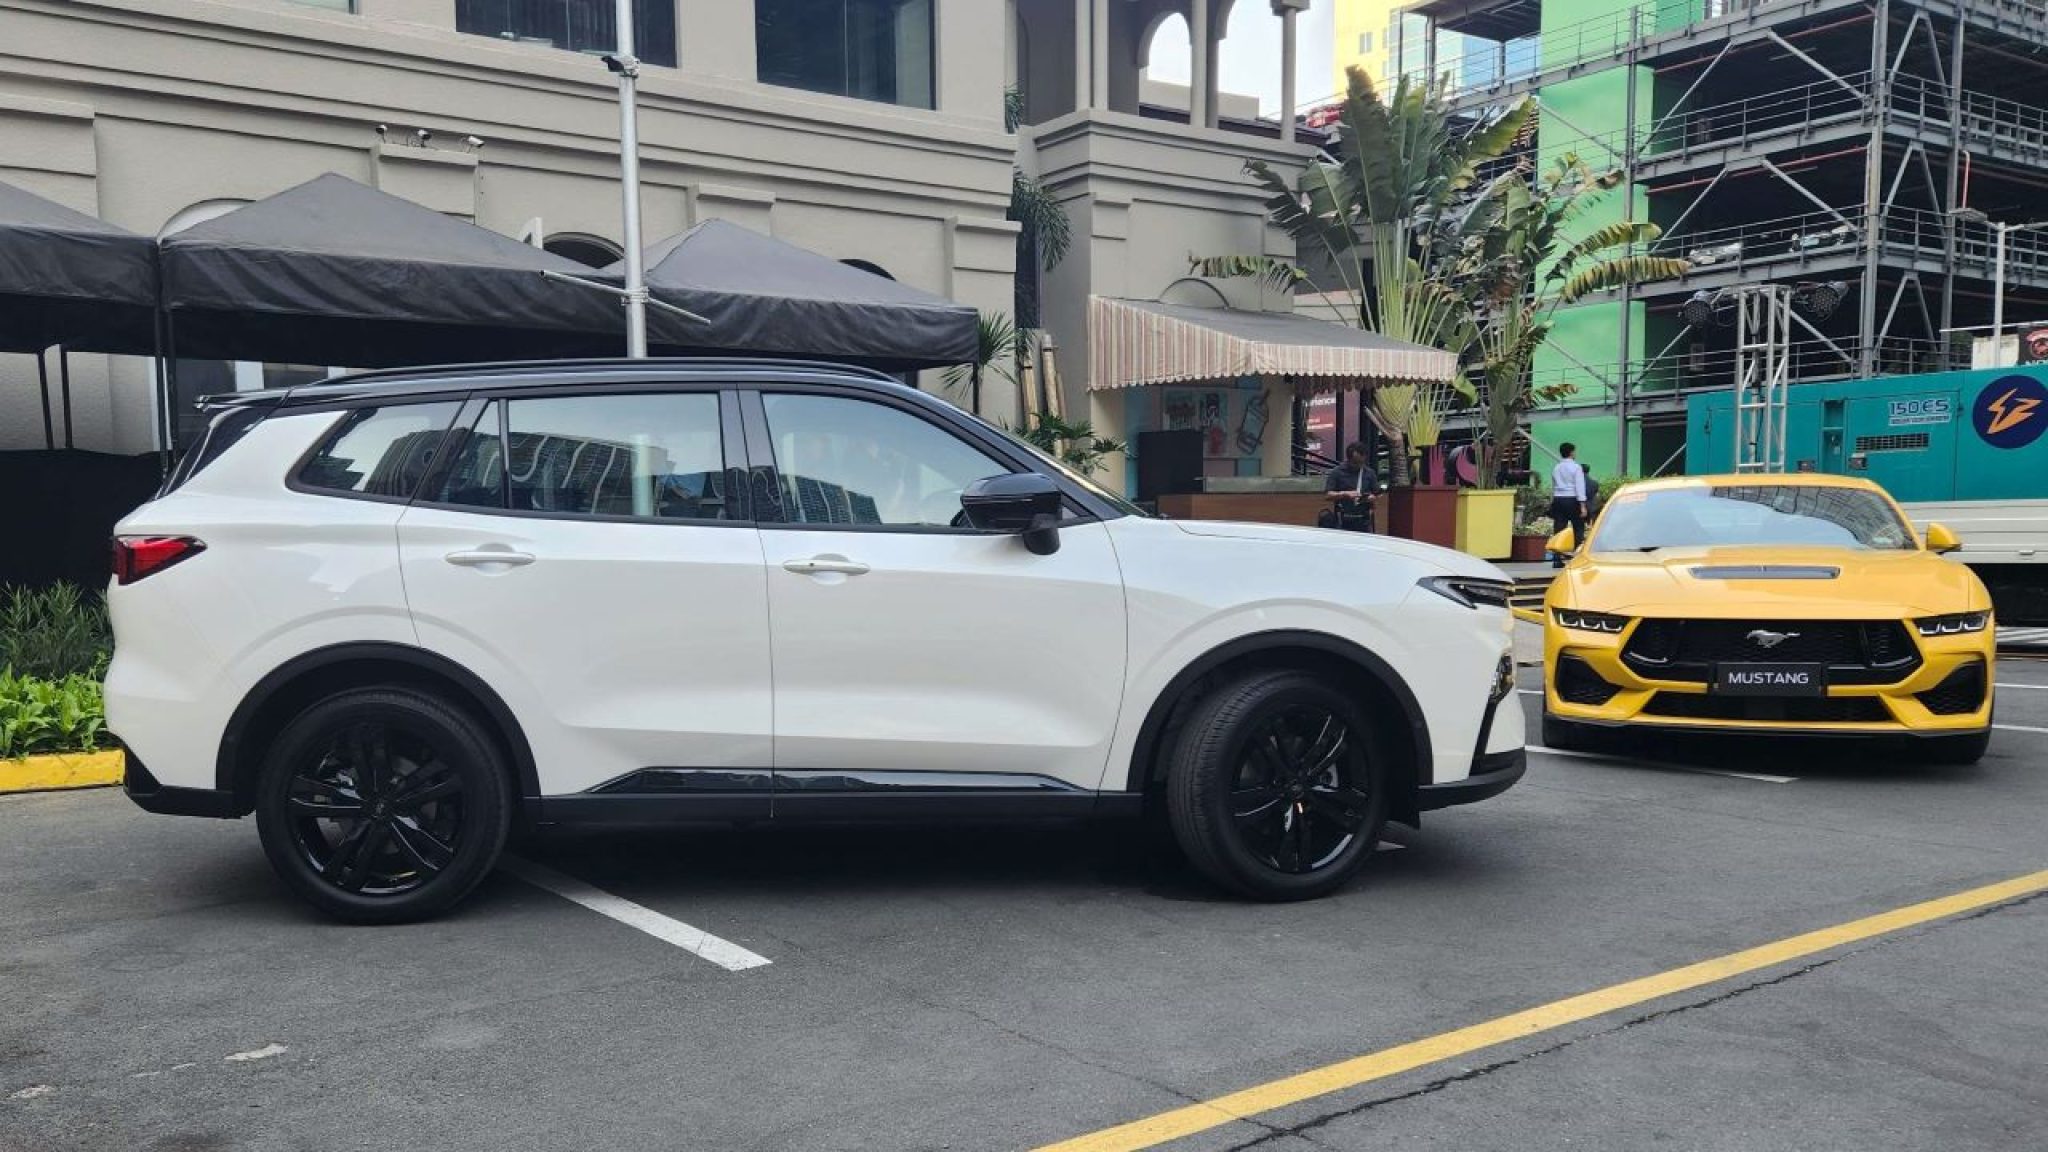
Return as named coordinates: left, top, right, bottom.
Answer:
left=1, top=585, right=113, bottom=759
left=1, top=669, right=108, bottom=760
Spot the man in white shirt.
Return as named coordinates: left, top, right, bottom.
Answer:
left=1549, top=442, right=1589, bottom=568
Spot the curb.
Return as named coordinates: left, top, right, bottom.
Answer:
left=0, top=749, right=123, bottom=795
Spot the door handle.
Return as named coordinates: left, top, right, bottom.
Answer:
left=445, top=548, right=536, bottom=568
left=782, top=556, right=870, bottom=576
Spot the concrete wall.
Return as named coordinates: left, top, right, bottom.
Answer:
left=0, top=0, right=1017, bottom=452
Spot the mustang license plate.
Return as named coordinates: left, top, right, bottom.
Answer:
left=1714, top=663, right=1827, bottom=696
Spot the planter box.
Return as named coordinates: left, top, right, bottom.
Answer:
left=1455, top=488, right=1516, bottom=561
left=1510, top=534, right=1549, bottom=563
left=0, top=748, right=123, bottom=794
left=1384, top=484, right=1458, bottom=548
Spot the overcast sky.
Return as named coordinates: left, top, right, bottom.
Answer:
left=1144, top=2, right=1341, bottom=116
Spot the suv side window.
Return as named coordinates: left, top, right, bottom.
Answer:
left=760, top=393, right=1013, bottom=528
left=297, top=402, right=462, bottom=500
left=431, top=393, right=737, bottom=521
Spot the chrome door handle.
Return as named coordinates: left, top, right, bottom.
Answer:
left=782, top=557, right=870, bottom=576
left=445, top=548, right=535, bottom=568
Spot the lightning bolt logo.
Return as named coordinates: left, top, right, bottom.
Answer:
left=1986, top=387, right=2041, bottom=436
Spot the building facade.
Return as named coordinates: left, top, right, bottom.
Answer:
left=1397, top=0, right=2048, bottom=479
left=1, top=0, right=1316, bottom=483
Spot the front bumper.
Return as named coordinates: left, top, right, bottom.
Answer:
left=123, top=748, right=240, bottom=819
left=1543, top=615, right=1996, bottom=735
left=1419, top=748, right=1525, bottom=810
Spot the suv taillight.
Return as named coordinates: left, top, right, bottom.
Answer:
left=112, top=536, right=205, bottom=585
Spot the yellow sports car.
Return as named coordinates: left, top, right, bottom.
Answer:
left=1542, top=474, right=1995, bottom=764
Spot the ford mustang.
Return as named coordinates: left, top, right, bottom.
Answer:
left=1541, top=474, right=1994, bottom=764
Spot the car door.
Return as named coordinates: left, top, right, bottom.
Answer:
left=745, top=388, right=1127, bottom=794
left=396, top=387, right=773, bottom=802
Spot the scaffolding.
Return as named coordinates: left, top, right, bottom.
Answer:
left=1399, top=0, right=2048, bottom=470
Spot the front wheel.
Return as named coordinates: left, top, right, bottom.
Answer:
left=255, top=687, right=511, bottom=924
left=1166, top=671, right=1389, bottom=901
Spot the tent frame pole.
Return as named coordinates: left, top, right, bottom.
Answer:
left=59, top=346, right=74, bottom=449
left=36, top=347, right=54, bottom=450
left=611, top=0, right=648, bottom=359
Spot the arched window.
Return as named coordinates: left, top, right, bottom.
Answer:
left=544, top=232, right=623, bottom=269
left=840, top=258, right=895, bottom=280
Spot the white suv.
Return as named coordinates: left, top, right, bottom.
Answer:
left=107, top=360, right=1524, bottom=921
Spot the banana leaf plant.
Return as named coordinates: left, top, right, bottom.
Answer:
left=1455, top=155, right=1690, bottom=488
left=1191, top=67, right=1533, bottom=485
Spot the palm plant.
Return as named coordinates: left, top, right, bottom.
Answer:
left=942, top=311, right=1021, bottom=411
left=1192, top=67, right=1533, bottom=484
left=1456, top=155, right=1688, bottom=488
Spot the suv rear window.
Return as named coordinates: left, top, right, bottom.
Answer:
left=161, top=403, right=271, bottom=495
left=296, top=403, right=461, bottom=500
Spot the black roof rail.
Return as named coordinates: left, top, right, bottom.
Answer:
left=310, top=357, right=902, bottom=390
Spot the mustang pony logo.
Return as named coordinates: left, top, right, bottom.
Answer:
left=1973, top=375, right=2048, bottom=449
left=1746, top=629, right=1800, bottom=649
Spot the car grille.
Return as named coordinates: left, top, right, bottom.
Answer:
left=1915, top=661, right=1987, bottom=716
left=1555, top=655, right=1620, bottom=706
left=1622, top=619, right=1920, bottom=686
left=1642, top=693, right=1892, bottom=723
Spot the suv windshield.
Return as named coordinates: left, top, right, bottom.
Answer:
left=1591, top=483, right=1916, bottom=552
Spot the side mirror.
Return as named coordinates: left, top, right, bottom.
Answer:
left=961, top=473, right=1064, bottom=555
left=1547, top=527, right=1578, bottom=555
left=1924, top=522, right=1961, bottom=554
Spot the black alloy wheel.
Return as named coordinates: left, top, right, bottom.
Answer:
left=1167, top=671, right=1388, bottom=901
left=1227, top=705, right=1374, bottom=874
left=256, top=687, right=510, bottom=923
left=286, top=723, right=465, bottom=897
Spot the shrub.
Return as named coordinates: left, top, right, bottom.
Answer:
left=0, top=669, right=108, bottom=760
left=0, top=584, right=112, bottom=681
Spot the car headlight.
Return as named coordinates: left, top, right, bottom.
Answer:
left=1418, top=575, right=1512, bottom=610
left=1553, top=608, right=1630, bottom=634
left=1915, top=611, right=1991, bottom=636
left=1489, top=652, right=1516, bottom=703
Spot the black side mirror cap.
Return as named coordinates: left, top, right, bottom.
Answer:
left=961, top=473, right=1064, bottom=554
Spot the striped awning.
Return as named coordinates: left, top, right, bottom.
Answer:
left=1088, top=296, right=1457, bottom=391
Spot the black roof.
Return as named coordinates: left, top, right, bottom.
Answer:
left=209, top=357, right=912, bottom=411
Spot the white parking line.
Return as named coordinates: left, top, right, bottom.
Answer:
left=1526, top=744, right=1797, bottom=784
left=1995, top=682, right=2048, bottom=690
left=1993, top=723, right=2048, bottom=736
left=502, top=857, right=771, bottom=972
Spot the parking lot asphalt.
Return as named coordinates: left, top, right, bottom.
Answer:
left=4, top=653, right=2045, bottom=1152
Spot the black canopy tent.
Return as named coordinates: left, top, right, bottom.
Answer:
left=612, top=219, right=980, bottom=371
left=0, top=180, right=160, bottom=448
left=157, top=173, right=631, bottom=369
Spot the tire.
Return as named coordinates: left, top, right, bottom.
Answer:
left=1917, top=728, right=1990, bottom=766
left=255, top=687, right=511, bottom=924
left=1166, top=670, right=1389, bottom=902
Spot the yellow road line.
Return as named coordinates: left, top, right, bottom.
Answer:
left=0, top=749, right=123, bottom=794
left=1034, top=868, right=2048, bottom=1152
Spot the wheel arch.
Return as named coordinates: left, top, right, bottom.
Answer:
left=1123, top=630, right=1432, bottom=826
left=216, top=642, right=539, bottom=815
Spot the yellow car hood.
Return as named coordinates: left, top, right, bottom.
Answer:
left=1557, top=546, right=1985, bottom=618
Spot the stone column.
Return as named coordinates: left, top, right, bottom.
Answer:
left=1190, top=0, right=1210, bottom=128
left=1275, top=1, right=1300, bottom=142
left=1092, top=0, right=1109, bottom=109
left=1075, top=0, right=1090, bottom=111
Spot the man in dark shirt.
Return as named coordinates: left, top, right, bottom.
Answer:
left=1322, top=441, right=1378, bottom=532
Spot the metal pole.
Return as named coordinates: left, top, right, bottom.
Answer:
left=36, top=348, right=54, bottom=450
left=613, top=0, right=648, bottom=358
left=59, top=346, right=74, bottom=449
left=1278, top=2, right=1298, bottom=144
left=1992, top=222, right=2008, bottom=361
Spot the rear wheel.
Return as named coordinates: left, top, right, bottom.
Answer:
left=1166, top=671, right=1388, bottom=901
left=255, top=687, right=510, bottom=923
left=1917, top=728, right=1990, bottom=767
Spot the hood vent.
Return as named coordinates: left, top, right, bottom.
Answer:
left=1688, top=565, right=1841, bottom=580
